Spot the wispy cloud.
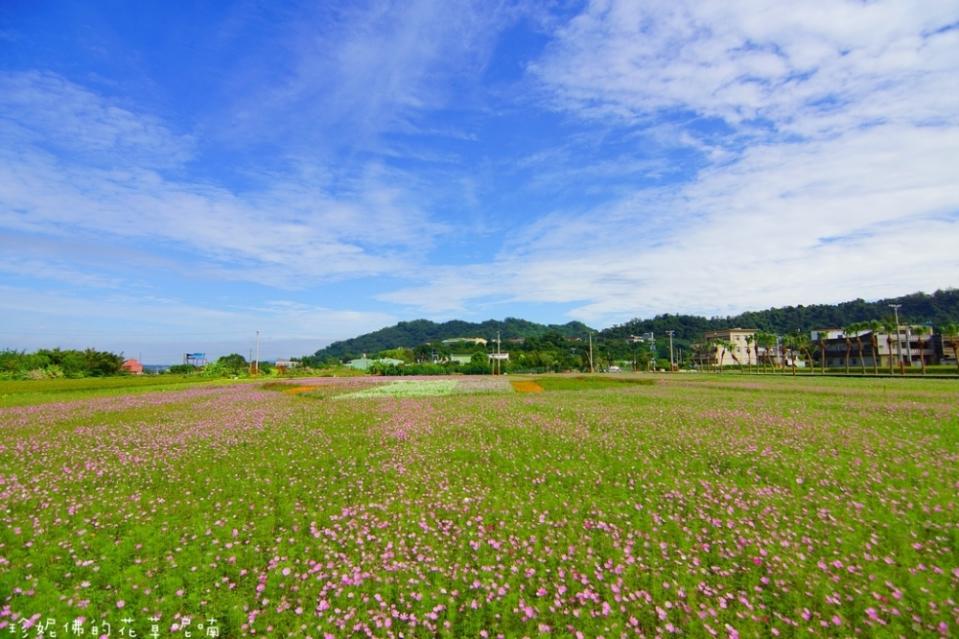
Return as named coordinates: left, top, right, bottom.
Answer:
left=383, top=1, right=959, bottom=322
left=0, top=71, right=194, bottom=166
left=2, top=0, right=957, bottom=357
left=215, top=0, right=511, bottom=151
left=0, top=70, right=443, bottom=286
left=530, top=1, right=959, bottom=137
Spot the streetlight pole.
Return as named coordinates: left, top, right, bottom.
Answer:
left=254, top=330, right=260, bottom=376
left=588, top=332, right=594, bottom=374
left=888, top=304, right=903, bottom=374
left=666, top=330, right=675, bottom=371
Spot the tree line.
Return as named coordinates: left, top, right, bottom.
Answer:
left=308, top=317, right=593, bottom=361
left=0, top=348, right=125, bottom=379
left=602, top=289, right=959, bottom=342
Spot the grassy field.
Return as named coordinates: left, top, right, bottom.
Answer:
left=0, top=375, right=238, bottom=408
left=1, top=374, right=957, bottom=637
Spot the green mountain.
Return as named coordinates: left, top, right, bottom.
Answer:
left=310, top=290, right=958, bottom=362
left=312, top=317, right=594, bottom=360
left=599, top=289, right=959, bottom=343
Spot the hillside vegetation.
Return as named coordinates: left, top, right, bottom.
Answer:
left=600, top=289, right=959, bottom=341
left=307, top=290, right=958, bottom=364
left=311, top=317, right=593, bottom=360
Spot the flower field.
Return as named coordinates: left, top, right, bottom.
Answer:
left=1, top=375, right=957, bottom=637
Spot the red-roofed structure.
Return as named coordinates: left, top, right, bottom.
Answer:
left=121, top=359, right=144, bottom=375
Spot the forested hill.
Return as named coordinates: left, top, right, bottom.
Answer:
left=600, top=289, right=959, bottom=342
left=312, top=318, right=594, bottom=359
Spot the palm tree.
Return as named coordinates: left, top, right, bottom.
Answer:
left=782, top=334, right=798, bottom=376
left=817, top=331, right=829, bottom=374
left=778, top=334, right=789, bottom=373
left=841, top=324, right=855, bottom=374
left=745, top=335, right=754, bottom=373
left=716, top=339, right=731, bottom=373
left=727, top=339, right=742, bottom=369
left=755, top=332, right=769, bottom=373
left=753, top=332, right=766, bottom=372
left=913, top=325, right=930, bottom=375
left=846, top=322, right=867, bottom=375
left=940, top=322, right=959, bottom=372
left=795, top=333, right=814, bottom=374
left=690, top=342, right=705, bottom=371
left=881, top=317, right=898, bottom=375
left=867, top=320, right=882, bottom=375
left=759, top=332, right=778, bottom=373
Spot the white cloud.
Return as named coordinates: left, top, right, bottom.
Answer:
left=0, top=71, right=194, bottom=166
left=386, top=121, right=959, bottom=322
left=383, top=1, right=959, bottom=324
left=0, top=71, right=442, bottom=285
left=530, top=0, right=959, bottom=136
left=217, top=0, right=510, bottom=148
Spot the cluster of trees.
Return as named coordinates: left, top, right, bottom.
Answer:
left=369, top=356, right=492, bottom=376
left=0, top=348, right=125, bottom=379
left=307, top=290, right=959, bottom=374
left=603, top=289, right=959, bottom=344
left=361, top=331, right=645, bottom=375
left=311, top=317, right=593, bottom=361
left=168, top=353, right=278, bottom=377
left=356, top=315, right=959, bottom=377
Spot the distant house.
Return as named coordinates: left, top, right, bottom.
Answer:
left=702, top=328, right=757, bottom=367
left=121, top=359, right=144, bottom=375
left=442, top=337, right=488, bottom=346
left=347, top=357, right=405, bottom=371
left=274, top=359, right=300, bottom=372
left=812, top=325, right=938, bottom=368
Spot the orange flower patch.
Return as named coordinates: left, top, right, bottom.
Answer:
left=283, top=385, right=316, bottom=395
left=510, top=380, right=544, bottom=393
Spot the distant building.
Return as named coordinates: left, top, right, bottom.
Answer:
left=274, top=359, right=300, bottom=372
left=347, top=357, right=405, bottom=371
left=442, top=337, right=488, bottom=346
left=812, top=326, right=938, bottom=368
left=702, top=328, right=756, bottom=367
left=184, top=352, right=207, bottom=367
left=121, top=359, right=144, bottom=375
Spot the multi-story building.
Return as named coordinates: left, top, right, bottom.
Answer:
left=811, top=326, right=938, bottom=369
left=702, top=328, right=756, bottom=367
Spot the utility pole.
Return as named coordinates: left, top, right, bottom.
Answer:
left=905, top=326, right=913, bottom=369
left=588, top=332, right=594, bottom=374
left=254, top=330, right=260, bottom=376
left=496, top=330, right=501, bottom=375
left=666, top=330, right=675, bottom=372
left=888, top=304, right=903, bottom=374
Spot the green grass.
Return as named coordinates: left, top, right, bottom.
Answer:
left=0, top=375, right=239, bottom=407
left=531, top=375, right=656, bottom=391
left=1, top=374, right=956, bottom=637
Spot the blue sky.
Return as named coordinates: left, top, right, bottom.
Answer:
left=2, top=1, right=958, bottom=363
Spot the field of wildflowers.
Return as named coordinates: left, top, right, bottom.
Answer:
left=1, top=375, right=957, bottom=637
